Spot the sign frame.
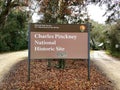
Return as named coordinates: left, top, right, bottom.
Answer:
left=28, top=23, right=90, bottom=81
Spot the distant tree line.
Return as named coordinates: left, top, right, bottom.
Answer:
left=90, top=20, right=120, bottom=57
left=0, top=0, right=28, bottom=52
left=0, top=11, right=28, bottom=52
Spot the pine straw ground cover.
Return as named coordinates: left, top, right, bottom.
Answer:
left=0, top=60, right=113, bottom=90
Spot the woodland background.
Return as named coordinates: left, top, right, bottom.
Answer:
left=0, top=0, right=120, bottom=57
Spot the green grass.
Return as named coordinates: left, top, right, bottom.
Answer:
left=106, top=50, right=120, bottom=59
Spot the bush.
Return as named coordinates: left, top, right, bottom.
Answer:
left=0, top=11, right=28, bottom=52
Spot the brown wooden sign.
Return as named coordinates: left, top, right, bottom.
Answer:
left=30, top=24, right=88, bottom=59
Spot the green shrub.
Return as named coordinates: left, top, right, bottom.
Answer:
left=0, top=11, right=28, bottom=52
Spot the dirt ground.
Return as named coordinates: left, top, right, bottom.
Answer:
left=0, top=59, right=113, bottom=90
left=0, top=50, right=28, bottom=82
left=0, top=50, right=118, bottom=89
left=91, top=51, right=120, bottom=90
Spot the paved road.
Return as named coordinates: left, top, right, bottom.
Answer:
left=91, top=51, right=120, bottom=90
left=0, top=50, right=28, bottom=83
